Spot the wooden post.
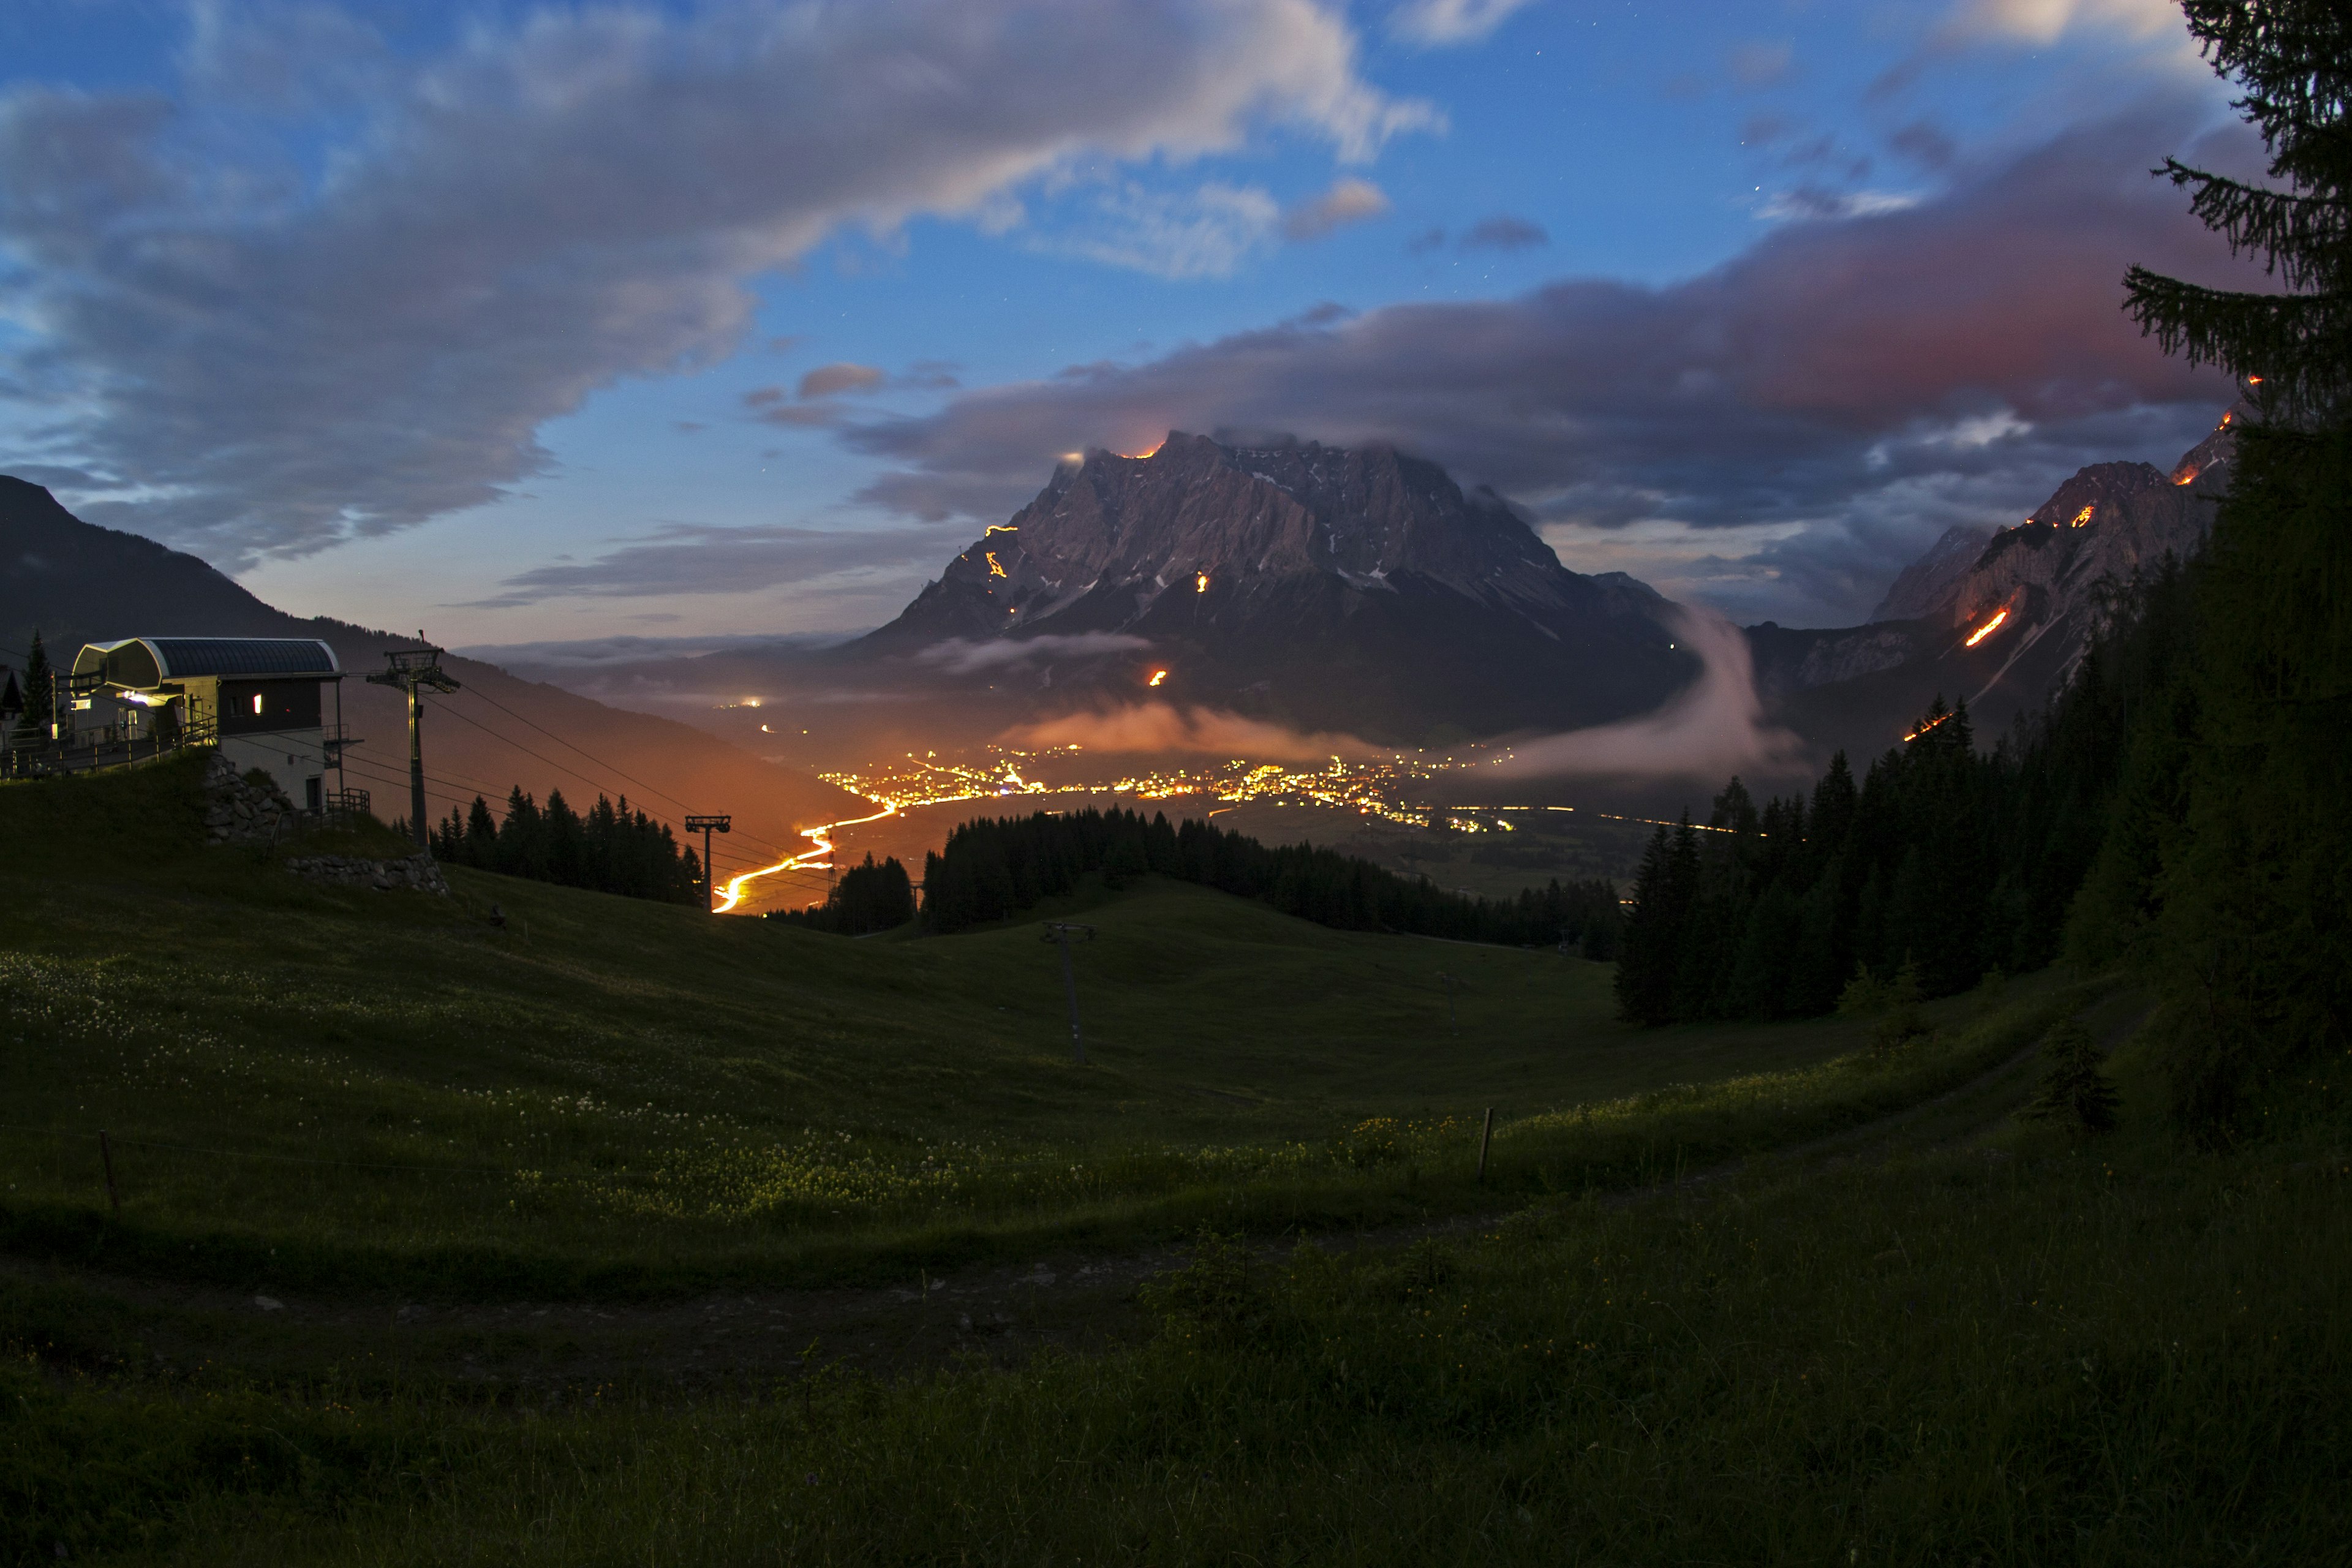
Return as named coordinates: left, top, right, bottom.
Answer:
left=99, top=1130, right=120, bottom=1214
left=1476, top=1107, right=1494, bottom=1183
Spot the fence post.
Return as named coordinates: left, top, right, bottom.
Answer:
left=99, top=1130, right=121, bottom=1214
left=1476, top=1107, right=1494, bottom=1183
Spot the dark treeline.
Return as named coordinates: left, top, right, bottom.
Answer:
left=766, top=853, right=917, bottom=936
left=922, top=805, right=1624, bottom=954
left=1615, top=561, right=2197, bottom=1028
left=429, top=788, right=705, bottom=905
left=1623, top=1, right=2352, bottom=1144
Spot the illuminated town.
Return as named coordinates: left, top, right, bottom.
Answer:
left=816, top=744, right=1524, bottom=829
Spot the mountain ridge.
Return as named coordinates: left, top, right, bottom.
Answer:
left=0, top=476, right=862, bottom=859
left=842, top=430, right=1695, bottom=744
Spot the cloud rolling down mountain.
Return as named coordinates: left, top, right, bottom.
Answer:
left=0, top=477, right=862, bottom=865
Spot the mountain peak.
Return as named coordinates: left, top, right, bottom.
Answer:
left=851, top=433, right=1696, bottom=743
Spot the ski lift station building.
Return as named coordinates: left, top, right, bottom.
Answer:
left=72, top=636, right=344, bottom=809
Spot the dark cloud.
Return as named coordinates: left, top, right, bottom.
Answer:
left=1460, top=215, right=1548, bottom=251
left=797, top=363, right=887, bottom=399
left=839, top=104, right=2261, bottom=622
left=1404, top=225, right=1447, bottom=254
left=464, top=520, right=973, bottom=609
left=0, top=0, right=1427, bottom=567
left=1281, top=177, right=1390, bottom=241
left=1890, top=119, right=1959, bottom=170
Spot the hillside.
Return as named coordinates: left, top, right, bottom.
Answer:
left=7, top=753, right=2345, bottom=1565
left=0, top=476, right=865, bottom=865
left=0, top=752, right=1937, bottom=1291
left=1747, top=407, right=2234, bottom=759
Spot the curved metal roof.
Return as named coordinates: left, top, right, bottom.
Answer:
left=75, top=636, right=341, bottom=684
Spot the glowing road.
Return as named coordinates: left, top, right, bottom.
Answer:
left=713, top=800, right=899, bottom=914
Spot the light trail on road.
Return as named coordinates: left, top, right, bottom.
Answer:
left=714, top=800, right=900, bottom=914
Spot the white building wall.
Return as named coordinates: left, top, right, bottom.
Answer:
left=218, top=729, right=330, bottom=811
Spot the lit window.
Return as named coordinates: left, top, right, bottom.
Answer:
left=252, top=693, right=265, bottom=715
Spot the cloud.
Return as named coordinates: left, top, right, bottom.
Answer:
left=1889, top=121, right=1959, bottom=170
left=1009, top=701, right=1379, bottom=760
left=464, top=520, right=972, bottom=608
left=454, top=632, right=845, bottom=668
left=0, top=0, right=1433, bottom=566
left=1948, top=0, right=2185, bottom=43
left=1730, top=41, right=1795, bottom=86
left=797, top=363, right=887, bottom=400
left=842, top=102, right=2261, bottom=624
left=916, top=633, right=1152, bottom=674
left=1494, top=607, right=1806, bottom=780
left=1460, top=215, right=1548, bottom=251
left=1055, top=181, right=1287, bottom=279
left=1756, top=186, right=1921, bottom=221
left=1283, top=177, right=1391, bottom=241
left=1387, top=0, right=1537, bottom=47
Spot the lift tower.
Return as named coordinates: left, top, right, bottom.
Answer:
left=685, top=814, right=732, bottom=911
left=366, top=638, right=460, bottom=848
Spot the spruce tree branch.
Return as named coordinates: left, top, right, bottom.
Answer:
left=2124, top=265, right=2352, bottom=423
left=2160, top=160, right=2349, bottom=290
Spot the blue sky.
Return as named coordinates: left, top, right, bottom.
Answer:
left=0, top=0, right=2248, bottom=647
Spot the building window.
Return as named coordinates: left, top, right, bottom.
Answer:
left=252, top=693, right=264, bottom=715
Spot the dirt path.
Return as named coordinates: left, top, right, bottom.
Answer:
left=5, top=1012, right=2119, bottom=1396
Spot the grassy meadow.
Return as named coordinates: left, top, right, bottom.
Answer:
left=4, top=753, right=2346, bottom=1563
left=0, top=752, right=2044, bottom=1295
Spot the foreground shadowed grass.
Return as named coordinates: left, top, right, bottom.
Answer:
left=10, top=1049, right=2346, bottom=1566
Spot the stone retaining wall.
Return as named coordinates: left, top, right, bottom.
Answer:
left=203, top=753, right=298, bottom=844
left=284, top=853, right=451, bottom=896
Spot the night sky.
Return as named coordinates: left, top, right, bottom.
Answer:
left=0, top=0, right=2260, bottom=650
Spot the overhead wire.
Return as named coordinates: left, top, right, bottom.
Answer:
left=447, top=683, right=805, bottom=860
left=426, top=698, right=798, bottom=862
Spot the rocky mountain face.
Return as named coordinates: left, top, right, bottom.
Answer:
left=1750, top=407, right=2237, bottom=760
left=1869, top=523, right=1996, bottom=622
left=851, top=432, right=1695, bottom=743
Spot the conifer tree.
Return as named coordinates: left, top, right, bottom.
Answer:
left=2119, top=0, right=2352, bottom=1136
left=2123, top=1, right=2352, bottom=425
left=12, top=631, right=51, bottom=743
left=2020, top=1019, right=2120, bottom=1133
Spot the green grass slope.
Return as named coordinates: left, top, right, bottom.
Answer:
left=3, top=753, right=2045, bottom=1295
left=9, top=756, right=2346, bottom=1564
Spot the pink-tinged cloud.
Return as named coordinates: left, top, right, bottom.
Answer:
left=845, top=102, right=2266, bottom=622
left=1008, top=701, right=1380, bottom=760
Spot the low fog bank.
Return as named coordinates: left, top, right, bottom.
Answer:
left=1494, top=606, right=1808, bottom=788
left=1009, top=702, right=1382, bottom=761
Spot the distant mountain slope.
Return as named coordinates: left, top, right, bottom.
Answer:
left=1869, top=524, right=1996, bottom=622
left=1751, top=407, right=2236, bottom=760
left=0, top=477, right=862, bottom=865
left=842, top=431, right=1695, bottom=744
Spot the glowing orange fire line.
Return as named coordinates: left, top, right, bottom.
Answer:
left=1903, top=712, right=1952, bottom=744
left=713, top=799, right=900, bottom=914
left=1964, top=609, right=2009, bottom=647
